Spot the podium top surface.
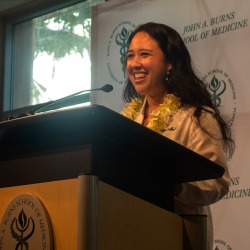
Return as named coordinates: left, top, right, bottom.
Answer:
left=0, top=105, right=225, bottom=209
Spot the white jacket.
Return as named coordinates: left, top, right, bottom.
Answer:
left=132, top=99, right=230, bottom=250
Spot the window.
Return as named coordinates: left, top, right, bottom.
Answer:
left=0, top=0, right=104, bottom=120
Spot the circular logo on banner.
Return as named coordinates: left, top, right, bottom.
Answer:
left=213, top=238, right=233, bottom=249
left=0, top=194, right=53, bottom=249
left=203, top=69, right=237, bottom=126
left=106, top=21, right=136, bottom=85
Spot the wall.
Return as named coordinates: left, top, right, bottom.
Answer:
left=91, top=0, right=250, bottom=249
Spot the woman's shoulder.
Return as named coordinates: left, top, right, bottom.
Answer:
left=177, top=105, right=216, bottom=121
left=168, top=105, right=219, bottom=134
left=174, top=105, right=221, bottom=138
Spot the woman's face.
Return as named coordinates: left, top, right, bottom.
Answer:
left=126, top=31, right=172, bottom=97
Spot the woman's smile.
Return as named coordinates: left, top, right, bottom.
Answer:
left=133, top=71, right=148, bottom=82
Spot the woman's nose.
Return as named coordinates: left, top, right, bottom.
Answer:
left=129, top=56, right=142, bottom=69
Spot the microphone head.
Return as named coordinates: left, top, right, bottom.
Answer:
left=101, top=84, right=113, bottom=93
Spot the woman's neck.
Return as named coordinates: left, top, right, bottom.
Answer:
left=143, top=92, right=168, bottom=126
left=146, top=92, right=167, bottom=110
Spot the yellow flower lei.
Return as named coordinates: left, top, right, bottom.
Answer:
left=121, top=94, right=181, bottom=134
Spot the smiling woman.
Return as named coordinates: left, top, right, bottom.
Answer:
left=121, top=22, right=235, bottom=250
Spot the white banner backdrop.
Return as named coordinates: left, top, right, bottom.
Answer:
left=91, top=0, right=250, bottom=249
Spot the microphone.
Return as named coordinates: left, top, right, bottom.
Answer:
left=99, top=84, right=113, bottom=93
left=33, top=84, right=113, bottom=114
left=6, top=84, right=113, bottom=119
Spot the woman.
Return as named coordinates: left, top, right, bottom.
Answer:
left=121, top=22, right=234, bottom=249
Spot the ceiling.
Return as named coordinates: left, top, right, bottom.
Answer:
left=0, top=0, right=36, bottom=12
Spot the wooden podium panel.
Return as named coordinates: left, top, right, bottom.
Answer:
left=0, top=179, right=78, bottom=249
left=98, top=181, right=183, bottom=250
left=0, top=176, right=184, bottom=250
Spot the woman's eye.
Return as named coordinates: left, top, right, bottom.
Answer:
left=141, top=52, right=150, bottom=57
left=127, top=54, right=133, bottom=59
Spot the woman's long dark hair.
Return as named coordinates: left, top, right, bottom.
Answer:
left=123, top=22, right=235, bottom=159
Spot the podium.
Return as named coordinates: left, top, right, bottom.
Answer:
left=0, top=105, right=224, bottom=249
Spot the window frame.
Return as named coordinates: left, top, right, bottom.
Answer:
left=0, top=0, right=88, bottom=121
